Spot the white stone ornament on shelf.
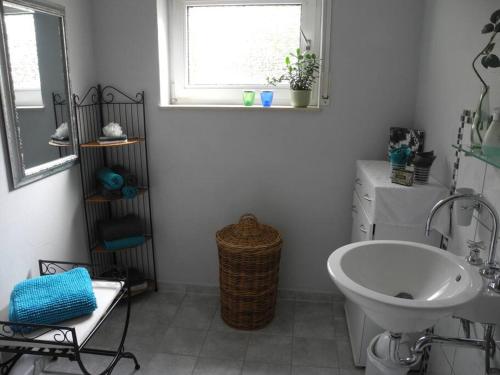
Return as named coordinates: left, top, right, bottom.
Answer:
left=102, top=122, right=123, bottom=137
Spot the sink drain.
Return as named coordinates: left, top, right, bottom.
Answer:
left=394, top=292, right=414, bottom=300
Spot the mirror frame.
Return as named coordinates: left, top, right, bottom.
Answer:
left=0, top=0, right=78, bottom=189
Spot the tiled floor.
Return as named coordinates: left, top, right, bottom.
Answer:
left=42, top=291, right=364, bottom=375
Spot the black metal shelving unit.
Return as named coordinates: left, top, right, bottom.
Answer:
left=74, top=84, right=157, bottom=292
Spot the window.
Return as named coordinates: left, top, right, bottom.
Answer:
left=158, top=0, right=331, bottom=107
left=4, top=12, right=44, bottom=107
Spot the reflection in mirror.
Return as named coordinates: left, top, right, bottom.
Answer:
left=4, top=1, right=73, bottom=170
left=0, top=0, right=77, bottom=189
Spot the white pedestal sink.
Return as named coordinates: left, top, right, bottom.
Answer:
left=327, top=240, right=483, bottom=333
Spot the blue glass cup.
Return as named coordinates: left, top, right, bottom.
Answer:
left=260, top=91, right=274, bottom=107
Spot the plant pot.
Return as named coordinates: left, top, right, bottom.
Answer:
left=290, top=90, right=311, bottom=108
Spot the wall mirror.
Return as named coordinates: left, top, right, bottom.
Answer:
left=0, top=0, right=77, bottom=189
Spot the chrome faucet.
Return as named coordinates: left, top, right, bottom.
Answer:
left=425, top=193, right=499, bottom=279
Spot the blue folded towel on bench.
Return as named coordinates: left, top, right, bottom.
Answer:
left=9, top=268, right=97, bottom=331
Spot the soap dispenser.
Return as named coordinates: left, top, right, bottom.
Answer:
left=482, top=107, right=500, bottom=157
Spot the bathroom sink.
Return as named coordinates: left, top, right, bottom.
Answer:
left=327, top=240, right=483, bottom=333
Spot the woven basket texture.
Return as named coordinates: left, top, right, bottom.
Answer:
left=216, top=214, right=282, bottom=330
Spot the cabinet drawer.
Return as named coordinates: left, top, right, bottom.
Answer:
left=351, top=191, right=373, bottom=242
left=354, top=169, right=375, bottom=220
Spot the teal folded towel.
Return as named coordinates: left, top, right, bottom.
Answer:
left=97, top=168, right=124, bottom=190
left=103, top=235, right=145, bottom=250
left=121, top=185, right=138, bottom=199
left=9, top=268, right=97, bottom=332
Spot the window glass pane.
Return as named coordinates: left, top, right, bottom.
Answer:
left=5, top=13, right=42, bottom=91
left=187, top=5, right=301, bottom=86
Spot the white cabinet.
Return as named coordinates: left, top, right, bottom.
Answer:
left=346, top=160, right=447, bottom=367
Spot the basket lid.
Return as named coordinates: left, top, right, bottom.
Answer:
left=216, top=213, right=282, bottom=249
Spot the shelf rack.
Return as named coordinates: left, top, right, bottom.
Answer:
left=74, top=85, right=157, bottom=291
left=452, top=144, right=500, bottom=169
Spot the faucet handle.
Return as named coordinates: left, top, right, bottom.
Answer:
left=488, top=273, right=500, bottom=293
left=466, top=248, right=484, bottom=266
left=466, top=240, right=485, bottom=266
left=467, top=240, right=485, bottom=250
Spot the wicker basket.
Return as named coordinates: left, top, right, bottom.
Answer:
left=216, top=213, right=282, bottom=330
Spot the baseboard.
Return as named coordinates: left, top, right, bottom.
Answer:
left=157, top=281, right=344, bottom=302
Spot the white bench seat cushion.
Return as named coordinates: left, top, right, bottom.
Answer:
left=1, top=280, right=123, bottom=349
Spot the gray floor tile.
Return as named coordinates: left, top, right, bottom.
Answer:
left=336, top=339, right=356, bottom=369
left=172, top=302, right=217, bottom=329
left=87, top=321, right=123, bottom=349
left=246, top=334, right=292, bottom=364
left=255, top=300, right=295, bottom=336
left=210, top=312, right=245, bottom=333
left=292, top=337, right=338, bottom=368
left=193, top=357, right=243, bottom=375
left=294, top=315, right=336, bottom=339
left=43, top=351, right=146, bottom=374
left=113, top=351, right=152, bottom=375
left=332, top=302, right=345, bottom=319
left=184, top=293, right=220, bottom=307
left=200, top=330, right=249, bottom=360
left=295, top=301, right=333, bottom=321
left=295, top=291, right=332, bottom=302
left=128, top=308, right=171, bottom=337
left=125, top=331, right=165, bottom=353
left=145, top=290, right=186, bottom=308
left=161, top=327, right=207, bottom=355
left=334, top=318, right=348, bottom=338
left=338, top=369, right=364, bottom=375
left=292, top=366, right=339, bottom=374
left=242, top=362, right=291, bottom=375
left=143, top=353, right=197, bottom=375
left=43, top=354, right=108, bottom=374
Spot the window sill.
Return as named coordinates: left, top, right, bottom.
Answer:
left=16, top=105, right=45, bottom=110
left=158, top=104, right=322, bottom=111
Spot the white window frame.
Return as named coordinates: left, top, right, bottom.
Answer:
left=157, top=0, right=331, bottom=107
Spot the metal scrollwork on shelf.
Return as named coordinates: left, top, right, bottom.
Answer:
left=73, top=86, right=99, bottom=106
left=52, top=92, right=66, bottom=106
left=101, top=85, right=144, bottom=104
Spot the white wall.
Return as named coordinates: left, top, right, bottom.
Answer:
left=91, top=0, right=425, bottom=293
left=0, top=0, right=95, bottom=318
left=415, top=1, right=500, bottom=374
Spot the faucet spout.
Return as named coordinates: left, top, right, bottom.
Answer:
left=425, top=193, right=499, bottom=278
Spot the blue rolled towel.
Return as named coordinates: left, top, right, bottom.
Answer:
left=103, top=235, right=145, bottom=251
left=9, top=268, right=97, bottom=332
left=121, top=185, right=138, bottom=199
left=96, top=168, right=124, bottom=190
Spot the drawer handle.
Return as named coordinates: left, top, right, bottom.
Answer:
left=355, top=178, right=363, bottom=186
left=363, top=194, right=373, bottom=202
left=359, top=225, right=368, bottom=234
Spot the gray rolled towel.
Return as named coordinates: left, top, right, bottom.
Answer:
left=97, top=214, right=144, bottom=242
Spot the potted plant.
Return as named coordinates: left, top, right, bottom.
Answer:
left=470, top=8, right=500, bottom=147
left=267, top=48, right=320, bottom=108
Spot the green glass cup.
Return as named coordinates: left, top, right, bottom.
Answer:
left=242, top=90, right=256, bottom=106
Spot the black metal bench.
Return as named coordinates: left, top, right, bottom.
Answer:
left=0, top=260, right=139, bottom=375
